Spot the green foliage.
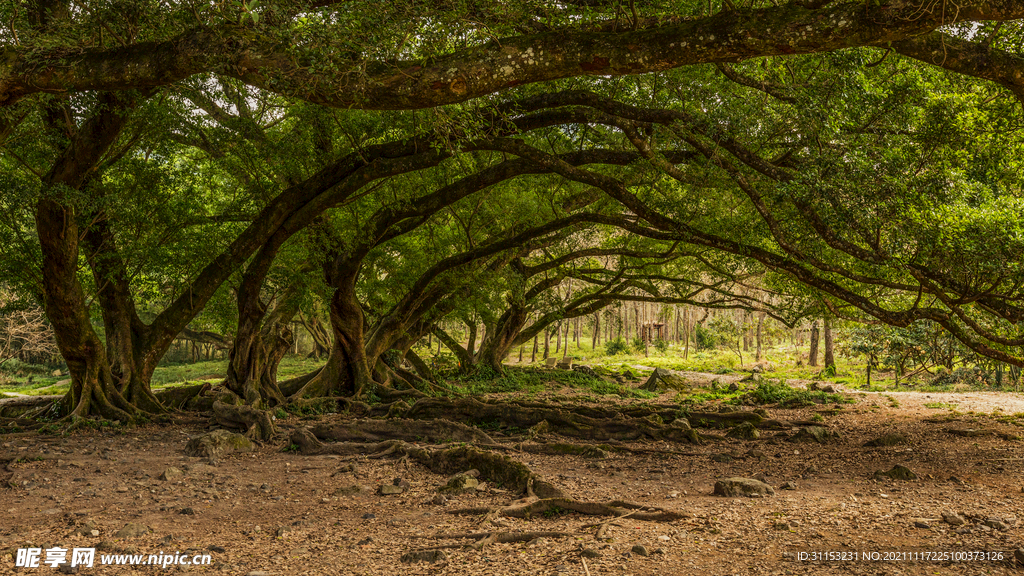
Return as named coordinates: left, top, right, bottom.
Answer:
left=694, top=324, right=720, bottom=351
left=604, top=337, right=632, bottom=356
left=653, top=338, right=669, bottom=354
left=743, top=380, right=851, bottom=406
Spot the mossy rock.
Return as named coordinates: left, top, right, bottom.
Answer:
left=726, top=421, right=760, bottom=440
left=873, top=464, right=917, bottom=481
left=791, top=426, right=837, bottom=443
left=184, top=429, right=254, bottom=458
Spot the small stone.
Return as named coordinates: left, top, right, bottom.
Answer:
left=1014, top=548, right=1024, bottom=565
left=631, top=545, right=650, bottom=557
left=657, top=535, right=671, bottom=541
left=581, top=548, right=601, bottom=558
left=780, top=481, right=797, bottom=490
left=426, top=494, right=448, bottom=505
left=873, top=464, right=917, bottom=481
left=726, top=422, right=760, bottom=440
left=792, top=426, right=836, bottom=443
left=208, top=545, right=226, bottom=553
left=774, top=522, right=791, bottom=530
left=96, top=541, right=117, bottom=552
left=334, top=485, right=370, bottom=497
left=400, top=549, right=447, bottom=564
left=941, top=512, right=965, bottom=526
left=179, top=507, right=196, bottom=515
left=184, top=430, right=254, bottom=458
left=982, top=518, right=1008, bottom=531
left=439, top=474, right=479, bottom=494
left=361, top=513, right=376, bottom=520
left=379, top=484, right=405, bottom=495
left=75, top=521, right=96, bottom=536
left=160, top=467, right=184, bottom=481
left=114, top=522, right=150, bottom=539
left=913, top=519, right=930, bottom=529
left=713, top=477, right=775, bottom=498
left=356, top=537, right=373, bottom=546
left=710, top=453, right=734, bottom=463
left=275, top=526, right=293, bottom=537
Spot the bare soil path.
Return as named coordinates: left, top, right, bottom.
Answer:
left=1, top=385, right=1023, bottom=575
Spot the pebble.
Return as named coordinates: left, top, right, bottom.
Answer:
left=631, top=544, right=650, bottom=557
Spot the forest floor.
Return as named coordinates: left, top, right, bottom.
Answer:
left=1, top=375, right=1023, bottom=576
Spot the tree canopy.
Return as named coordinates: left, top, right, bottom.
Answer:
left=1, top=0, right=1023, bottom=431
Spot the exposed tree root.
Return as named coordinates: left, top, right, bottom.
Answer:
left=685, top=410, right=788, bottom=429
left=405, top=397, right=700, bottom=443
left=154, top=383, right=210, bottom=410
left=310, top=419, right=495, bottom=444
left=481, top=442, right=706, bottom=458
left=451, top=498, right=685, bottom=522
left=408, top=530, right=573, bottom=551
left=289, top=428, right=563, bottom=498
left=212, top=400, right=276, bottom=442
left=0, top=396, right=56, bottom=419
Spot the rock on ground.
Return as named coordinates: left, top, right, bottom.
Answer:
left=184, top=429, right=254, bottom=458
left=713, top=477, right=775, bottom=498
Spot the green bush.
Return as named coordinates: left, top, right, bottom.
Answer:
left=604, top=338, right=631, bottom=355
left=653, top=339, right=669, bottom=354
left=694, top=324, right=719, bottom=351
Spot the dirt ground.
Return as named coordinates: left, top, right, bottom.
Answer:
left=1, top=383, right=1023, bottom=576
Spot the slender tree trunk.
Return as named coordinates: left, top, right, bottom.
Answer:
left=465, top=322, right=477, bottom=359
left=808, top=321, right=820, bottom=367
left=531, top=334, right=538, bottom=362
left=755, top=312, right=764, bottom=362
left=563, top=321, right=570, bottom=357
left=683, top=307, right=690, bottom=359
left=543, top=329, right=550, bottom=359
left=823, top=318, right=835, bottom=370
left=591, top=313, right=599, bottom=351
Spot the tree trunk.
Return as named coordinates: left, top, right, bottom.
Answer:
left=823, top=318, right=835, bottom=370
left=591, top=312, right=599, bottom=351
left=808, top=321, right=820, bottom=367
left=563, top=321, right=570, bottom=357
left=300, top=312, right=331, bottom=359
left=531, top=334, right=538, bottom=362
left=465, top=321, right=477, bottom=359
left=475, top=302, right=528, bottom=372
left=287, top=265, right=370, bottom=399
left=755, top=312, right=764, bottom=362
left=36, top=94, right=145, bottom=421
